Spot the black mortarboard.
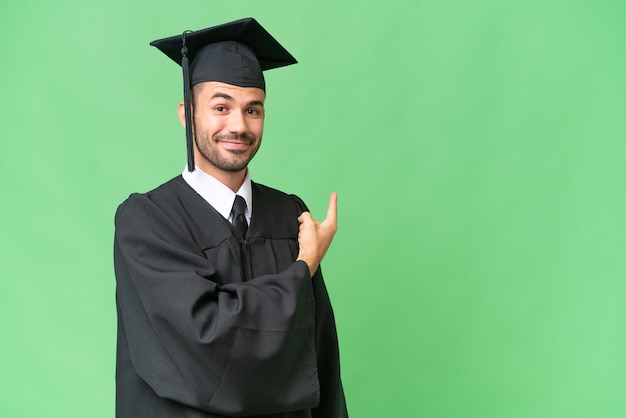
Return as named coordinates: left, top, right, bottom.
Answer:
left=150, top=18, right=297, bottom=172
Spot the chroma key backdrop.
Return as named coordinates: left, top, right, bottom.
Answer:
left=1, top=0, right=625, bottom=417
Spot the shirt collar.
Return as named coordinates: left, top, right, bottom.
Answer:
left=182, top=166, right=252, bottom=222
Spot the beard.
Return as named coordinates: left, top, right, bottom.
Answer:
left=195, top=132, right=261, bottom=172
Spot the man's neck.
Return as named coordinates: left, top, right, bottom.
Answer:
left=182, top=166, right=253, bottom=222
left=196, top=164, right=247, bottom=193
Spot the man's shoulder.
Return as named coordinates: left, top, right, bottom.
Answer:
left=252, top=181, right=308, bottom=211
left=141, top=175, right=186, bottom=198
left=120, top=175, right=189, bottom=201
left=251, top=181, right=287, bottom=196
left=115, top=176, right=192, bottom=226
left=249, top=182, right=309, bottom=239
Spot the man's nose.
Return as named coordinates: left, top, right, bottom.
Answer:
left=227, top=110, right=247, bottom=134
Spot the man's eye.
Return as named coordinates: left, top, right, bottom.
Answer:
left=247, top=108, right=260, bottom=115
left=215, top=106, right=227, bottom=112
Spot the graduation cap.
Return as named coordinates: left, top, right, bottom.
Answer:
left=150, top=17, right=298, bottom=172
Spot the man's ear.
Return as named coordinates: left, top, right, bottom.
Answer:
left=177, top=102, right=186, bottom=126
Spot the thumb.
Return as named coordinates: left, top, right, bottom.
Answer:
left=323, top=192, right=337, bottom=225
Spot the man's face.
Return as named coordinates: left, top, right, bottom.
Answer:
left=191, top=81, right=265, bottom=175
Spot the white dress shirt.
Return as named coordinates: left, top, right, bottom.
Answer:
left=182, top=166, right=252, bottom=225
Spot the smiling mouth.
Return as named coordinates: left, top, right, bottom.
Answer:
left=220, top=139, right=250, bottom=145
left=215, top=133, right=254, bottom=145
left=218, top=140, right=252, bottom=154
left=219, top=139, right=250, bottom=146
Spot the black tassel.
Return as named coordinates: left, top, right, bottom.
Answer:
left=181, top=30, right=195, bottom=172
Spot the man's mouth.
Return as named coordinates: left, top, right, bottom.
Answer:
left=215, top=134, right=254, bottom=146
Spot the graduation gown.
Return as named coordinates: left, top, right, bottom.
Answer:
left=114, top=176, right=347, bottom=418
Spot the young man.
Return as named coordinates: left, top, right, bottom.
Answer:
left=113, top=18, right=348, bottom=417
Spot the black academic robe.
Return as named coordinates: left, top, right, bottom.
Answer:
left=114, top=176, right=347, bottom=418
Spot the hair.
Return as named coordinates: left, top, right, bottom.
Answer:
left=191, top=83, right=204, bottom=108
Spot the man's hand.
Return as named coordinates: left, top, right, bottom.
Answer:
left=297, top=192, right=338, bottom=277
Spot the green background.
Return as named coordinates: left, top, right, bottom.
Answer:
left=1, top=0, right=625, bottom=416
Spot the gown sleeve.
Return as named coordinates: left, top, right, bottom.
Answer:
left=114, top=192, right=320, bottom=416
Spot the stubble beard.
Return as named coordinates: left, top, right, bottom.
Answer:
left=195, top=132, right=260, bottom=172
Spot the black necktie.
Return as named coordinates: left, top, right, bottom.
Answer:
left=232, top=195, right=248, bottom=238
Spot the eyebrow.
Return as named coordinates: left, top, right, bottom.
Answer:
left=210, top=92, right=234, bottom=101
left=248, top=100, right=265, bottom=107
left=210, top=93, right=264, bottom=107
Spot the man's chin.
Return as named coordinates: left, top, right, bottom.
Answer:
left=197, top=147, right=256, bottom=173
left=215, top=156, right=251, bottom=172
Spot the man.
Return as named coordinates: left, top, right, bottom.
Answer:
left=113, top=17, right=348, bottom=417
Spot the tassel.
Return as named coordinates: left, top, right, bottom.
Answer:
left=181, top=30, right=195, bottom=172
